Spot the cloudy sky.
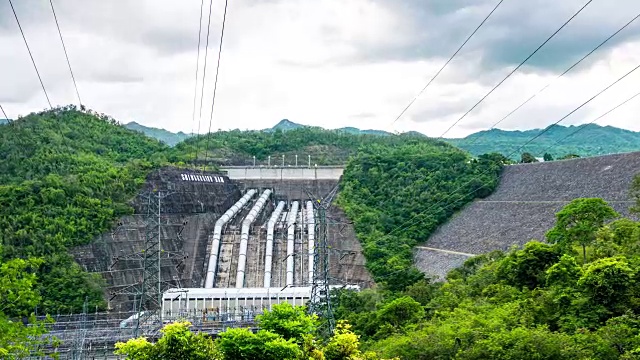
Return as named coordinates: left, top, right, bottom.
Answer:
left=1, top=0, right=640, bottom=138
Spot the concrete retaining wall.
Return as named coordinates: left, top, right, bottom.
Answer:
left=222, top=166, right=344, bottom=180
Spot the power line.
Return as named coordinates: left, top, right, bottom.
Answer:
left=9, top=0, right=52, bottom=108
left=390, top=0, right=505, bottom=127
left=194, top=0, right=215, bottom=164
left=202, top=0, right=230, bottom=170
left=0, top=104, right=8, bottom=120
left=537, top=89, right=640, bottom=157
left=462, top=11, right=640, bottom=151
left=438, top=0, right=594, bottom=138
left=381, top=61, right=640, bottom=244
left=49, top=0, right=82, bottom=107
left=190, top=0, right=205, bottom=151
left=357, top=0, right=598, bottom=235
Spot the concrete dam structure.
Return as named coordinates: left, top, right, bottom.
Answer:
left=415, top=151, right=640, bottom=280
left=73, top=166, right=371, bottom=313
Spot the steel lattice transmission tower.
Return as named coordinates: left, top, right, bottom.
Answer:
left=307, top=185, right=339, bottom=337
left=109, top=190, right=186, bottom=336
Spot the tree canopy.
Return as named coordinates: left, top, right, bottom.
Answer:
left=337, top=142, right=503, bottom=290
left=0, top=106, right=168, bottom=314
left=330, top=198, right=640, bottom=359
left=115, top=304, right=392, bottom=360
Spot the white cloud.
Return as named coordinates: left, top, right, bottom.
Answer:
left=1, top=0, right=640, bottom=139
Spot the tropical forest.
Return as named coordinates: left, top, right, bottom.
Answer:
left=1, top=106, right=640, bottom=359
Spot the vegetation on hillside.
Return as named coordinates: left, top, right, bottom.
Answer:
left=338, top=143, right=504, bottom=291
left=112, top=194, right=640, bottom=359
left=115, top=303, right=392, bottom=360
left=0, top=106, right=168, bottom=315
left=449, top=124, right=640, bottom=159
left=0, top=255, right=53, bottom=358
left=170, top=126, right=430, bottom=166
left=124, top=121, right=192, bottom=147
left=330, top=194, right=640, bottom=359
left=132, top=120, right=640, bottom=163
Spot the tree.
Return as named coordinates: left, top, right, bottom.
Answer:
left=375, top=296, right=424, bottom=330
left=607, top=219, right=640, bottom=247
left=559, top=154, right=580, bottom=160
left=520, top=152, right=538, bottom=163
left=323, top=321, right=380, bottom=360
left=115, top=321, right=221, bottom=360
left=477, top=152, right=513, bottom=165
left=578, top=257, right=634, bottom=310
left=0, top=257, right=52, bottom=359
left=631, top=175, right=640, bottom=215
left=216, top=328, right=300, bottom=360
left=256, top=303, right=317, bottom=342
left=545, top=254, right=583, bottom=287
left=497, top=241, right=560, bottom=290
left=543, top=153, right=554, bottom=162
left=546, top=198, right=619, bottom=263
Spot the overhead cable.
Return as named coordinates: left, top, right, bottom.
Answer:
left=537, top=90, right=640, bottom=157
left=49, top=0, right=82, bottom=106
left=190, top=0, right=205, bottom=144
left=390, top=0, right=506, bottom=127
left=202, top=0, right=230, bottom=170
left=194, top=0, right=215, bottom=164
left=383, top=61, right=640, bottom=242
left=438, top=0, right=594, bottom=138
left=9, top=0, right=52, bottom=108
left=0, top=104, right=8, bottom=120
left=462, top=11, right=640, bottom=151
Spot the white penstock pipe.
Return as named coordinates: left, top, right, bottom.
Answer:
left=306, top=201, right=315, bottom=285
left=264, top=201, right=285, bottom=287
left=205, top=189, right=257, bottom=288
left=236, top=189, right=272, bottom=288
left=286, top=201, right=299, bottom=286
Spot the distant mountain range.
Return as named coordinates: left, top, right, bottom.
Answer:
left=266, top=119, right=393, bottom=136
left=123, top=118, right=640, bottom=158
left=123, top=121, right=191, bottom=147
left=448, top=124, right=640, bottom=159
left=0, top=119, right=9, bottom=125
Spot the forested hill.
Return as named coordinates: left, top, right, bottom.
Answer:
left=124, top=121, right=191, bottom=146
left=131, top=119, right=640, bottom=161
left=448, top=123, right=640, bottom=159
left=0, top=106, right=168, bottom=314
left=169, top=126, right=428, bottom=166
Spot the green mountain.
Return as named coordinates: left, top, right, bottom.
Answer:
left=141, top=119, right=640, bottom=161
left=124, top=121, right=191, bottom=147
left=0, top=119, right=9, bottom=125
left=0, top=106, right=168, bottom=314
left=337, top=126, right=392, bottom=136
left=268, top=119, right=305, bottom=132
left=171, top=125, right=433, bottom=166
left=266, top=119, right=393, bottom=136
left=447, top=124, right=640, bottom=159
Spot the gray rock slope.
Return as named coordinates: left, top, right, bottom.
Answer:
left=416, top=151, right=640, bottom=280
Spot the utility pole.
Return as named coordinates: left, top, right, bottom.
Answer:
left=306, top=185, right=339, bottom=337
left=295, top=154, right=298, bottom=167
left=108, top=190, right=186, bottom=337
left=71, top=297, right=88, bottom=360
left=282, top=154, right=285, bottom=167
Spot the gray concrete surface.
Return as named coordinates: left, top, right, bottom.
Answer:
left=222, top=166, right=344, bottom=180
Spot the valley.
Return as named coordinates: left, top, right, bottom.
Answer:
left=2, top=107, right=640, bottom=358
